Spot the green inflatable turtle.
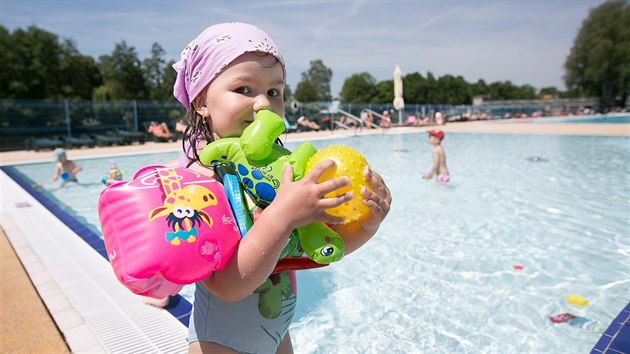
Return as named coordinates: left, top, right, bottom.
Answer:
left=199, top=110, right=344, bottom=265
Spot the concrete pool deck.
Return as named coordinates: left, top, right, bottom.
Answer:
left=0, top=116, right=628, bottom=352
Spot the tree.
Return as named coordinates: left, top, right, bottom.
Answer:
left=294, top=80, right=318, bottom=102
left=470, top=79, right=489, bottom=96
left=10, top=26, right=62, bottom=99
left=143, top=43, right=167, bottom=100
left=424, top=72, right=439, bottom=103
left=0, top=26, right=14, bottom=98
left=538, top=86, right=560, bottom=98
left=400, top=72, right=425, bottom=104
left=96, top=41, right=147, bottom=100
left=488, top=81, right=526, bottom=100
left=373, top=80, right=394, bottom=103
left=58, top=39, right=102, bottom=99
left=434, top=75, right=471, bottom=104
left=339, top=72, right=377, bottom=103
left=283, top=84, right=292, bottom=102
left=154, top=59, right=178, bottom=101
left=564, top=0, right=630, bottom=108
left=0, top=25, right=101, bottom=99
left=294, top=59, right=332, bottom=102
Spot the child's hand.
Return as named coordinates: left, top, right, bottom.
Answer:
left=271, top=160, right=351, bottom=230
left=358, top=166, right=391, bottom=232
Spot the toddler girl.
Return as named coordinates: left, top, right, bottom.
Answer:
left=173, top=22, right=391, bottom=353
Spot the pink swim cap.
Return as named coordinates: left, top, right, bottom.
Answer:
left=172, top=22, right=286, bottom=108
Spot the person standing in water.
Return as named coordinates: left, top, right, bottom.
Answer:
left=422, top=129, right=450, bottom=183
left=49, top=148, right=82, bottom=186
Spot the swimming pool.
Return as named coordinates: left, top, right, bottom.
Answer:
left=5, top=132, right=629, bottom=353
left=535, top=114, right=630, bottom=124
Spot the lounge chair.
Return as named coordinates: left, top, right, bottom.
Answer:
left=64, top=135, right=95, bottom=149
left=117, top=129, right=146, bottom=145
left=283, top=116, right=298, bottom=133
left=94, top=132, right=125, bottom=147
left=26, top=136, right=64, bottom=151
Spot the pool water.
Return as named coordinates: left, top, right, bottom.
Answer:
left=9, top=132, right=629, bottom=353
left=535, top=114, right=630, bottom=124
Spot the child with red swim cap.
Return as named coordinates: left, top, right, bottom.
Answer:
left=423, top=129, right=450, bottom=183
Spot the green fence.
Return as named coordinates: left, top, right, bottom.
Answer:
left=0, top=99, right=185, bottom=151
left=0, top=98, right=600, bottom=152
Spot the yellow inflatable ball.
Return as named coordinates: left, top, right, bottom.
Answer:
left=305, top=145, right=371, bottom=223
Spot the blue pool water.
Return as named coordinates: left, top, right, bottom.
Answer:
left=6, top=132, right=630, bottom=353
left=535, top=115, right=630, bottom=124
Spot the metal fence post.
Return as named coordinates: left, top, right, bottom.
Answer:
left=64, top=99, right=72, bottom=137
left=132, top=100, right=138, bottom=131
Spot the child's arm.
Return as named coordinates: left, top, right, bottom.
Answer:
left=423, top=149, right=439, bottom=179
left=201, top=160, right=351, bottom=302
left=330, top=166, right=391, bottom=254
left=71, top=162, right=82, bottom=177
left=49, top=164, right=62, bottom=183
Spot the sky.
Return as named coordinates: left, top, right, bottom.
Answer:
left=1, top=0, right=607, bottom=98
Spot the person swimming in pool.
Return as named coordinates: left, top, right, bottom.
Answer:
left=422, top=129, right=450, bottom=183
left=49, top=148, right=82, bottom=186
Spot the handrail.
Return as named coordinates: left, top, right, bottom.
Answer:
left=359, top=108, right=387, bottom=132
left=335, top=109, right=364, bottom=131
left=332, top=121, right=357, bottom=136
left=333, top=121, right=350, bottom=130
left=365, top=109, right=384, bottom=126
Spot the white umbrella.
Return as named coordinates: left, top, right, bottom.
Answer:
left=393, top=65, right=405, bottom=125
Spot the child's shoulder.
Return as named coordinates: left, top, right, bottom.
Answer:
left=188, top=161, right=218, bottom=179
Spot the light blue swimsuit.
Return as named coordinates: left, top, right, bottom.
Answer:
left=187, top=272, right=297, bottom=353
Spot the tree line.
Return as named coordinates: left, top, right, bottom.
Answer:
left=1, top=0, right=627, bottom=108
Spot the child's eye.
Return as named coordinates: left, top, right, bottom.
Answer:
left=267, top=88, right=281, bottom=97
left=235, top=86, right=251, bottom=94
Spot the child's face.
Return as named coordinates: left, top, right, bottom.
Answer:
left=196, top=52, right=285, bottom=138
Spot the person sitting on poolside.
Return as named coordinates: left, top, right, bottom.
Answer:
left=339, top=115, right=358, bottom=128
left=296, top=115, right=320, bottom=131
left=435, top=112, right=445, bottom=125
left=148, top=121, right=173, bottom=139
left=414, top=116, right=431, bottom=127
left=360, top=109, right=376, bottom=128
left=380, top=110, right=392, bottom=128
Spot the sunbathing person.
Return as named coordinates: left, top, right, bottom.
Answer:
left=414, top=116, right=432, bottom=126
left=148, top=121, right=173, bottom=139
left=296, top=115, right=320, bottom=131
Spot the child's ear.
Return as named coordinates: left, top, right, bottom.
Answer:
left=194, top=105, right=208, bottom=117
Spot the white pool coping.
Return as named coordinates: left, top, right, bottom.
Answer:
left=1, top=171, right=188, bottom=353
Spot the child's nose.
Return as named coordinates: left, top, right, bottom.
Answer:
left=253, top=94, right=271, bottom=112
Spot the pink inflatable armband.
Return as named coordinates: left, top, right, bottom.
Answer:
left=98, top=165, right=241, bottom=298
